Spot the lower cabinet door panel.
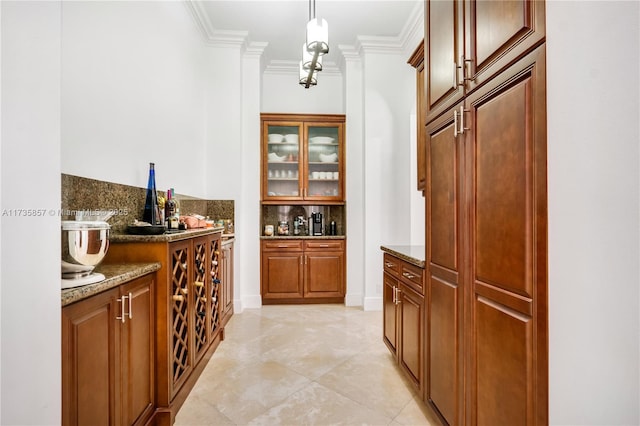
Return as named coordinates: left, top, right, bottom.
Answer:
left=475, top=296, right=532, bottom=425
left=305, top=252, right=344, bottom=297
left=383, top=273, right=398, bottom=356
left=262, top=253, right=304, bottom=298
left=399, top=284, right=423, bottom=392
left=428, top=275, right=460, bottom=425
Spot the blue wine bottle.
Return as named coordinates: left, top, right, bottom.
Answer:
left=143, top=162, right=159, bottom=225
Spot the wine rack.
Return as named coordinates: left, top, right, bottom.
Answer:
left=193, top=240, right=208, bottom=361
left=170, top=245, right=190, bottom=385
left=209, top=238, right=221, bottom=340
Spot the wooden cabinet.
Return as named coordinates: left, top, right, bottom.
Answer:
left=105, top=230, right=225, bottom=425
left=382, top=253, right=425, bottom=397
left=220, top=238, right=234, bottom=328
left=261, top=239, right=345, bottom=304
left=261, top=113, right=345, bottom=204
left=424, top=37, right=548, bottom=425
left=424, top=0, right=545, bottom=123
left=62, top=273, right=155, bottom=426
left=408, top=40, right=426, bottom=194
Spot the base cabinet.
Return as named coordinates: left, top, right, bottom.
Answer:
left=106, top=230, right=227, bottom=425
left=62, top=273, right=155, bottom=426
left=382, top=253, right=425, bottom=397
left=261, top=239, right=345, bottom=304
left=220, top=238, right=235, bottom=327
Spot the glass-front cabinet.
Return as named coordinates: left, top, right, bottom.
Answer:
left=261, top=113, right=345, bottom=204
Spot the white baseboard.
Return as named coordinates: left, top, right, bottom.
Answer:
left=363, top=296, right=382, bottom=311
left=345, top=293, right=363, bottom=307
left=238, top=295, right=262, bottom=311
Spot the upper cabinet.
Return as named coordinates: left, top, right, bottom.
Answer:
left=424, top=0, right=545, bottom=123
left=261, top=113, right=345, bottom=204
left=408, top=41, right=426, bottom=194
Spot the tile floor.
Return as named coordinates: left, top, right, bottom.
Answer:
left=175, top=304, right=441, bottom=426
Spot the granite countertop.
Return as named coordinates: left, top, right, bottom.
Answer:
left=260, top=235, right=346, bottom=240
left=110, top=226, right=224, bottom=243
left=61, top=262, right=161, bottom=307
left=380, top=245, right=426, bottom=268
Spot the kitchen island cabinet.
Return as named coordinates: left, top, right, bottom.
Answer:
left=62, top=267, right=158, bottom=426
left=105, top=228, right=226, bottom=426
left=261, top=238, right=345, bottom=304
left=381, top=246, right=425, bottom=398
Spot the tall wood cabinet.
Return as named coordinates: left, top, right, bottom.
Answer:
left=62, top=273, right=155, bottom=426
left=106, top=230, right=225, bottom=425
left=408, top=41, right=426, bottom=194
left=423, top=1, right=547, bottom=425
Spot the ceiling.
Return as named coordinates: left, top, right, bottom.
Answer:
left=193, top=0, right=422, bottom=68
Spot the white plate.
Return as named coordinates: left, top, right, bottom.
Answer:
left=309, top=136, right=335, bottom=144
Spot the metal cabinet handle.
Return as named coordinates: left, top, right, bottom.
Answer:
left=116, top=294, right=128, bottom=323
left=392, top=286, right=397, bottom=304
left=385, top=262, right=395, bottom=268
left=459, top=105, right=469, bottom=134
left=395, top=288, right=402, bottom=305
left=454, top=110, right=459, bottom=137
left=127, top=292, right=132, bottom=320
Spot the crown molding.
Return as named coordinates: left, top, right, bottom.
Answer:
left=184, top=0, right=251, bottom=48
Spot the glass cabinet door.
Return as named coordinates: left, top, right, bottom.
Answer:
left=305, top=124, right=342, bottom=200
left=264, top=123, right=302, bottom=199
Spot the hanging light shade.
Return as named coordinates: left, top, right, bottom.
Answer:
left=299, top=61, right=318, bottom=87
left=306, top=18, right=329, bottom=55
left=302, top=43, right=323, bottom=72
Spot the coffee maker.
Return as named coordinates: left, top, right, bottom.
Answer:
left=311, top=212, right=323, bottom=236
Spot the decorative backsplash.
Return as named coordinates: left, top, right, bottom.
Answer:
left=61, top=174, right=234, bottom=233
left=261, top=204, right=345, bottom=236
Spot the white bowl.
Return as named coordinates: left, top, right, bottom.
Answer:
left=268, top=134, right=284, bottom=143
left=284, top=134, right=299, bottom=144
left=310, top=136, right=335, bottom=144
left=267, top=152, right=285, bottom=162
left=319, top=152, right=338, bottom=162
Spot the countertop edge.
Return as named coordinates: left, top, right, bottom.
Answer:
left=110, top=226, right=224, bottom=243
left=260, top=235, right=346, bottom=240
left=380, top=245, right=426, bottom=269
left=61, top=262, right=161, bottom=307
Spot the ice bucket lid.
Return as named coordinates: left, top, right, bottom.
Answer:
left=61, top=220, right=111, bottom=231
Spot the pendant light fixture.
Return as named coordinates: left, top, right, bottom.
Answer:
left=299, top=0, right=329, bottom=88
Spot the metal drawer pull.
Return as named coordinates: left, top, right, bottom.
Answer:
left=127, top=292, right=132, bottom=320
left=116, top=294, right=128, bottom=323
left=319, top=244, right=329, bottom=248
left=385, top=262, right=395, bottom=268
left=403, top=272, right=416, bottom=279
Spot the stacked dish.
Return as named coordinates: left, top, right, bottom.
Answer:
left=267, top=152, right=286, bottom=162
left=319, top=152, right=338, bottom=162
left=268, top=134, right=284, bottom=143
left=309, top=136, right=335, bottom=144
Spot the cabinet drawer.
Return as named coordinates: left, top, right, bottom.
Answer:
left=400, top=263, right=424, bottom=295
left=304, top=240, right=344, bottom=251
left=262, top=240, right=303, bottom=251
left=383, top=254, right=401, bottom=276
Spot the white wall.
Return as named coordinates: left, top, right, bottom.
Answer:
left=1, top=2, right=61, bottom=423
left=262, top=70, right=344, bottom=114
left=547, top=1, right=640, bottom=424
left=61, top=1, right=211, bottom=197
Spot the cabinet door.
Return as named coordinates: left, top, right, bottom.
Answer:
left=304, top=122, right=344, bottom=201
left=261, top=252, right=304, bottom=300
left=263, top=120, right=303, bottom=201
left=382, top=272, right=398, bottom=357
left=424, top=0, right=465, bottom=124
left=398, top=283, right=424, bottom=396
left=425, top=103, right=465, bottom=426
left=304, top=251, right=344, bottom=298
left=168, top=240, right=192, bottom=397
left=120, top=276, right=155, bottom=426
left=464, top=0, right=545, bottom=93
left=62, top=287, right=119, bottom=426
left=221, top=241, right=234, bottom=324
left=465, top=45, right=547, bottom=426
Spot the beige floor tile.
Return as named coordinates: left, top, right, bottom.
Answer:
left=175, top=305, right=438, bottom=426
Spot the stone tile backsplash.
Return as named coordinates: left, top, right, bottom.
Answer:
left=61, top=174, right=234, bottom=233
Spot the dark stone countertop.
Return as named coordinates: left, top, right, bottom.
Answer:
left=61, top=262, right=161, bottom=307
left=109, top=226, right=224, bottom=243
left=380, top=245, right=426, bottom=268
left=260, top=235, right=345, bottom=240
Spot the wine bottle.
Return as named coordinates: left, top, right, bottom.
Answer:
left=165, top=188, right=176, bottom=228
left=143, top=163, right=160, bottom=225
